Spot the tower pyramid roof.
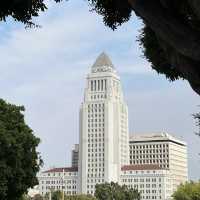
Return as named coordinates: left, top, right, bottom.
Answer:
left=92, top=52, right=114, bottom=68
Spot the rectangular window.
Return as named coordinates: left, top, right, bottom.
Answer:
left=91, top=81, right=93, bottom=91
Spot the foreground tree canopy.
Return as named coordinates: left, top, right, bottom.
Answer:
left=95, top=182, right=141, bottom=200
left=87, top=0, right=200, bottom=96
left=173, top=181, right=200, bottom=200
left=0, top=0, right=60, bottom=27
left=0, top=99, right=42, bottom=200
left=1, top=1, right=200, bottom=95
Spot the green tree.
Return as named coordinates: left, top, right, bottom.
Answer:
left=0, top=0, right=62, bottom=27
left=173, top=181, right=200, bottom=200
left=86, top=0, right=200, bottom=96
left=95, top=182, right=140, bottom=200
left=52, top=191, right=62, bottom=200
left=32, top=194, right=43, bottom=200
left=65, top=194, right=96, bottom=200
left=0, top=99, right=42, bottom=200
left=22, top=194, right=30, bottom=200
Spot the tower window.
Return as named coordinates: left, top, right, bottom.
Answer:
left=98, top=80, right=100, bottom=91
left=94, top=80, right=96, bottom=91
left=91, top=81, right=93, bottom=91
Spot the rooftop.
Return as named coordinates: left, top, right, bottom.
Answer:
left=129, top=132, right=186, bottom=146
left=43, top=167, right=78, bottom=173
left=92, top=52, right=114, bottom=69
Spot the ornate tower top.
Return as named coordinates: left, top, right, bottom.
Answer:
left=91, top=52, right=116, bottom=73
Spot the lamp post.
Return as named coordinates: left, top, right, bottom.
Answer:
left=61, top=169, right=65, bottom=200
left=48, top=188, right=53, bottom=200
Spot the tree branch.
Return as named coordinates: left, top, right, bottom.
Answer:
left=158, top=36, right=200, bottom=95
left=128, top=0, right=200, bottom=61
left=187, top=0, right=200, bottom=20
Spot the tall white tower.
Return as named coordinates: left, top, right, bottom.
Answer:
left=78, top=53, right=129, bottom=194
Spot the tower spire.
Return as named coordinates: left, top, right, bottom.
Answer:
left=92, top=52, right=114, bottom=68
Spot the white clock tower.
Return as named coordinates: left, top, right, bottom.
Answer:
left=78, top=53, right=129, bottom=194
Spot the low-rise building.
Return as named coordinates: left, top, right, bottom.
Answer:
left=38, top=167, right=78, bottom=196
left=120, top=164, right=173, bottom=200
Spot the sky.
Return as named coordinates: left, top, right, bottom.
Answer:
left=0, top=0, right=199, bottom=180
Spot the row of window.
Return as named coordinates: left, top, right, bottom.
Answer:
left=47, top=172, right=77, bottom=176
left=88, top=114, right=104, bottom=118
left=88, top=133, right=104, bottom=138
left=88, top=117, right=104, bottom=121
left=87, top=178, right=104, bottom=183
left=88, top=148, right=104, bottom=152
left=88, top=153, right=104, bottom=157
left=41, top=191, right=77, bottom=196
left=88, top=144, right=104, bottom=148
left=90, top=80, right=107, bottom=91
left=130, top=149, right=169, bottom=154
left=122, top=183, right=160, bottom=188
left=44, top=180, right=76, bottom=184
left=88, top=139, right=105, bottom=142
left=88, top=103, right=104, bottom=108
left=88, top=124, right=105, bottom=128
left=130, top=144, right=169, bottom=149
left=123, top=178, right=162, bottom=182
left=88, top=168, right=105, bottom=172
left=88, top=158, right=105, bottom=162
left=130, top=155, right=169, bottom=159
left=44, top=185, right=76, bottom=190
left=87, top=173, right=105, bottom=177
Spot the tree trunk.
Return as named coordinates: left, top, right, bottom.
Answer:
left=128, top=0, right=200, bottom=61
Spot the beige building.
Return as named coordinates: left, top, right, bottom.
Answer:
left=129, top=133, right=188, bottom=193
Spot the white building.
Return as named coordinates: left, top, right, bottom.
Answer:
left=129, top=133, right=188, bottom=192
left=38, top=53, right=188, bottom=199
left=121, top=164, right=172, bottom=200
left=78, top=52, right=129, bottom=194
left=38, top=167, right=78, bottom=196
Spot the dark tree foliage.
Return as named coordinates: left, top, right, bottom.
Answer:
left=138, top=25, right=184, bottom=81
left=95, top=182, right=141, bottom=200
left=0, top=99, right=42, bottom=200
left=0, top=0, right=62, bottom=27
left=87, top=0, right=200, bottom=95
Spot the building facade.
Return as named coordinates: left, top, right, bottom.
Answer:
left=129, top=133, right=188, bottom=192
left=37, top=53, right=188, bottom=199
left=121, top=165, right=172, bottom=200
left=78, top=52, right=129, bottom=194
left=38, top=167, right=78, bottom=196
left=71, top=144, right=79, bottom=168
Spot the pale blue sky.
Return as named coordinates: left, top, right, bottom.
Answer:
left=0, top=0, right=199, bottom=180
